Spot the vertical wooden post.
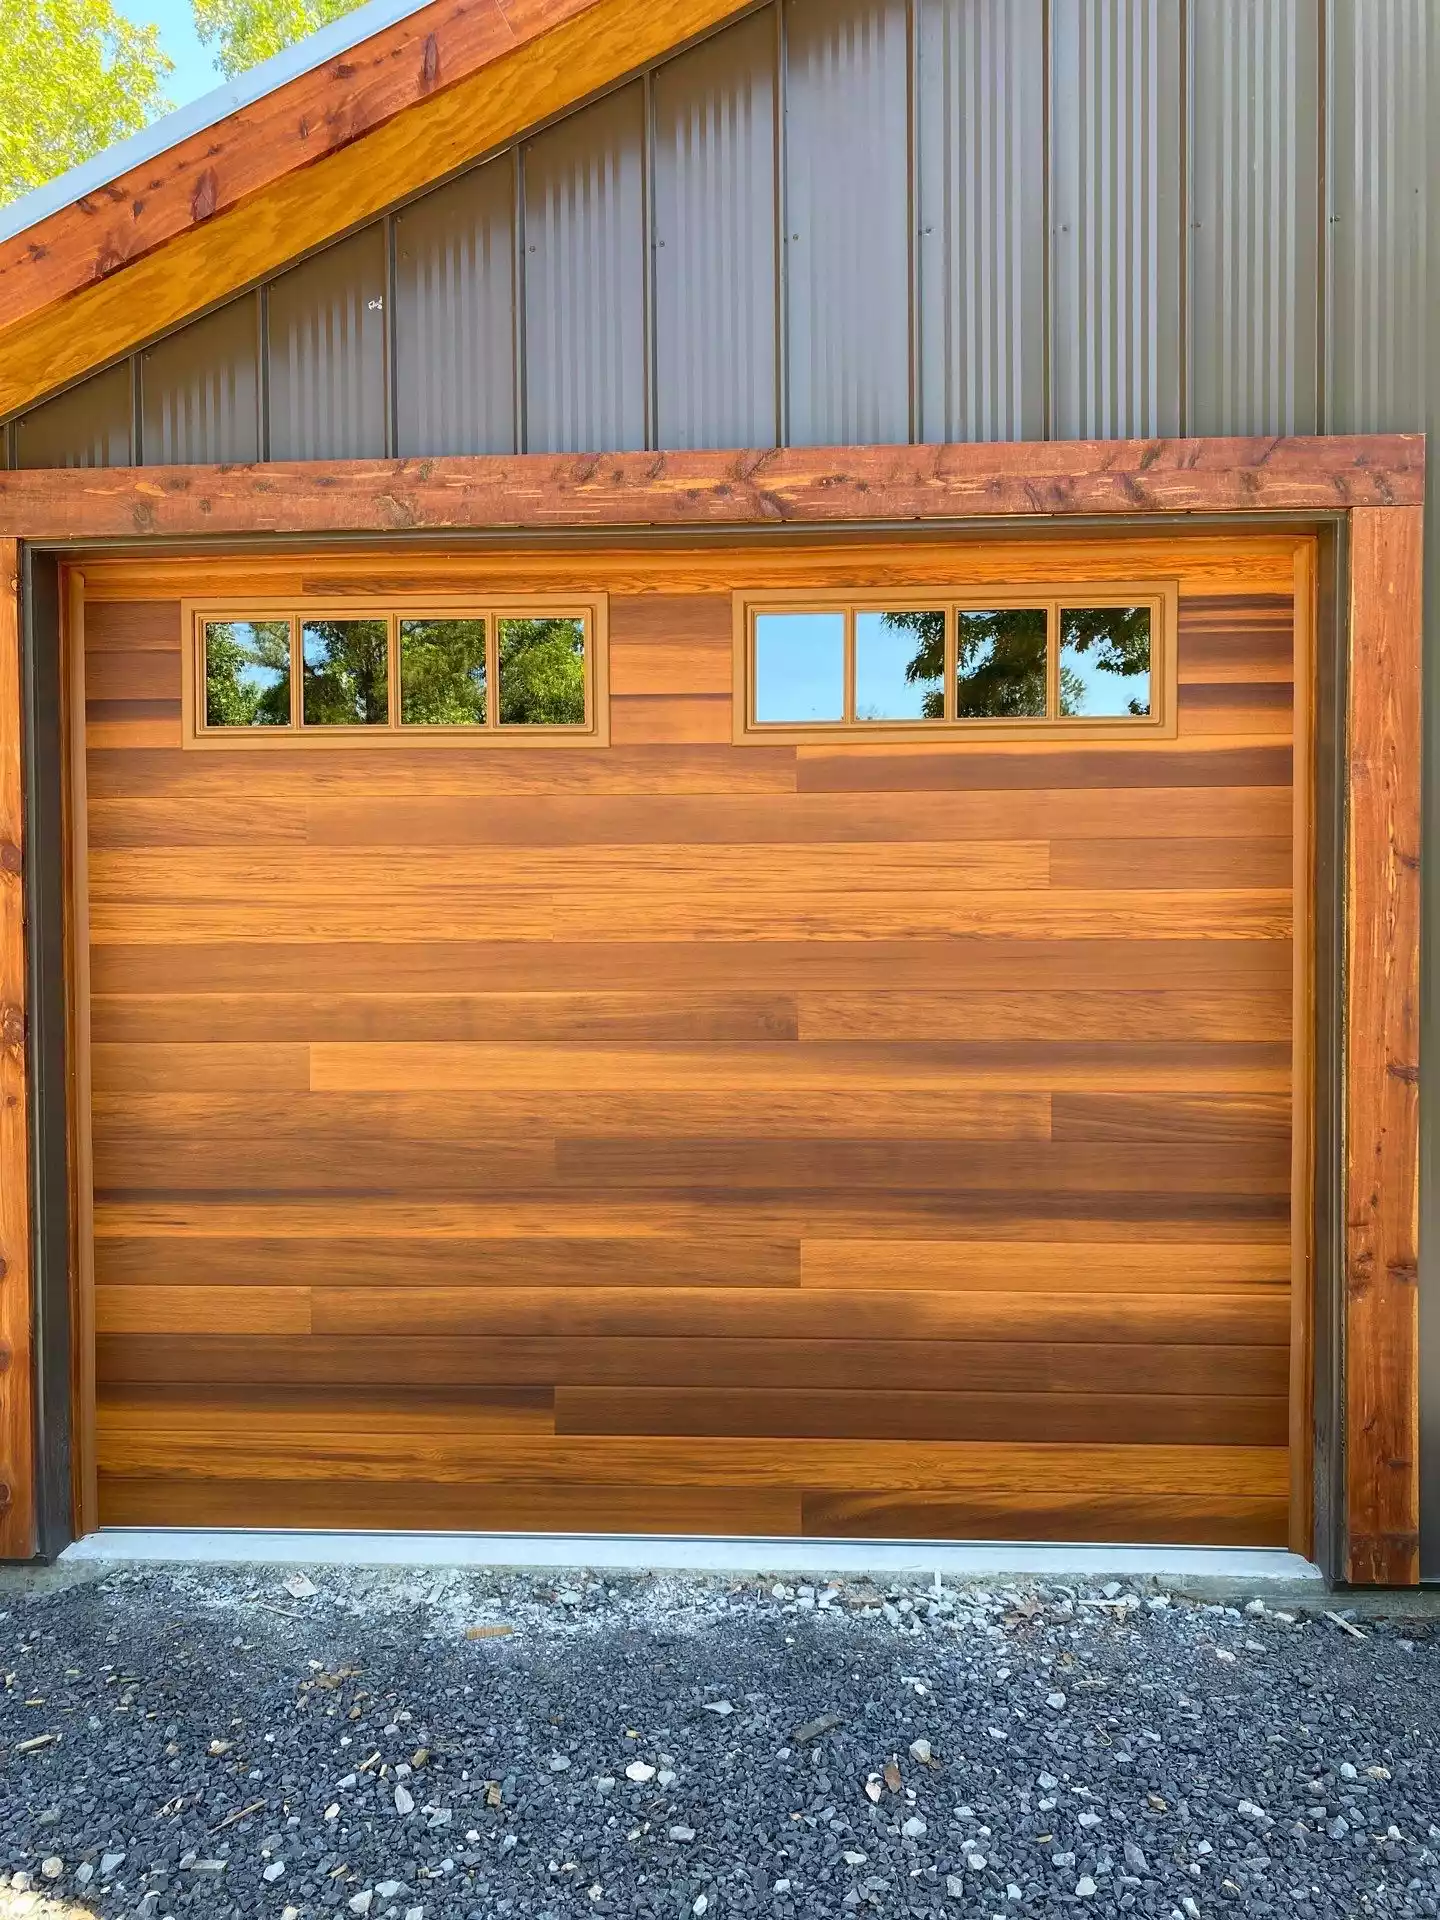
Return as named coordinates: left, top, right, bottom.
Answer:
left=0, top=538, right=35, bottom=1560
left=1345, top=506, right=1423, bottom=1585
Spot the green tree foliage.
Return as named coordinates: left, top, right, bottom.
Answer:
left=1058, top=606, right=1151, bottom=716
left=204, top=620, right=290, bottom=727
left=400, top=620, right=488, bottom=726
left=302, top=618, right=388, bottom=725
left=192, top=0, right=366, bottom=78
left=0, top=0, right=172, bottom=205
left=881, top=605, right=1149, bottom=718
left=498, top=618, right=587, bottom=726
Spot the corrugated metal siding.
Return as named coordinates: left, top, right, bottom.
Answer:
left=1187, top=0, right=1321, bottom=436
left=522, top=84, right=647, bottom=455
left=14, top=362, right=132, bottom=468
left=1325, top=0, right=1429, bottom=433
left=1049, top=0, right=1183, bottom=440
left=2, top=0, right=1435, bottom=469
left=139, top=295, right=262, bottom=465
left=267, top=224, right=388, bottom=461
left=782, top=0, right=911, bottom=446
left=916, top=0, right=1045, bottom=443
left=394, top=155, right=517, bottom=457
left=653, top=10, right=778, bottom=450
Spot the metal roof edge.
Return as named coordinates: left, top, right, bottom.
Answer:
left=0, top=0, right=434, bottom=245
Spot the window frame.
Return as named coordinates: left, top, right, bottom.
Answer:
left=181, top=594, right=609, bottom=749
left=731, top=582, right=1179, bottom=743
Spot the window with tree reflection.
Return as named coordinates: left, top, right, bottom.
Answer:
left=498, top=617, right=587, bottom=726
left=302, top=618, right=389, bottom=726
left=203, top=620, right=291, bottom=728
left=400, top=619, right=488, bottom=725
left=1059, top=606, right=1151, bottom=717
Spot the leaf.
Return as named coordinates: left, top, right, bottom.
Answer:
left=465, top=1624, right=513, bottom=1641
left=883, top=1760, right=903, bottom=1793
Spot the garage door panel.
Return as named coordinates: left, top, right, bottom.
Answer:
left=295, top=785, right=1294, bottom=848
left=555, top=1386, right=1288, bottom=1447
left=95, top=1234, right=806, bottom=1290
left=302, top=1284, right=1289, bottom=1345
left=803, top=1491, right=1289, bottom=1547
left=90, top=990, right=804, bottom=1045
left=307, top=1038, right=1291, bottom=1093
left=796, top=741, right=1292, bottom=793
left=96, top=1333, right=1291, bottom=1396
left=90, top=936, right=1296, bottom=994
left=84, top=538, right=1302, bottom=1542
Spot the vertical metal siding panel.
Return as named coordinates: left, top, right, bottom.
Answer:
left=138, top=296, right=262, bottom=465
left=1325, top=0, right=1428, bottom=432
left=1050, top=0, right=1183, bottom=440
left=916, top=0, right=1045, bottom=442
left=265, top=225, right=388, bottom=461
left=653, top=11, right=778, bottom=450
left=783, top=0, right=910, bottom=447
left=394, top=156, right=517, bottom=456
left=14, top=363, right=133, bottom=469
left=1188, top=0, right=1320, bottom=435
left=523, top=85, right=647, bottom=454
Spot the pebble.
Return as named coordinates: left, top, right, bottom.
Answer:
left=39, top=1857, right=62, bottom=1880
left=0, top=1566, right=1433, bottom=1920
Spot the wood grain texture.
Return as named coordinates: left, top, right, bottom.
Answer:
left=1344, top=509, right=1422, bottom=1585
left=79, top=538, right=1302, bottom=1544
left=0, top=540, right=35, bottom=1558
left=0, top=0, right=752, bottom=417
left=0, top=440, right=1420, bottom=544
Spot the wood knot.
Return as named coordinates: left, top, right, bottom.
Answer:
left=190, top=168, right=219, bottom=223
left=0, top=837, right=19, bottom=877
left=420, top=32, right=440, bottom=90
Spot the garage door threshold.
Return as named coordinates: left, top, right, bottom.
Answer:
left=62, top=1529, right=1322, bottom=1582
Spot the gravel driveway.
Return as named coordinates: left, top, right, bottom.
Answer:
left=0, top=1563, right=1436, bottom=1919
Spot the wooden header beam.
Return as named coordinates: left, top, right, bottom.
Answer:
left=0, top=435, right=1424, bottom=543
left=0, top=434, right=1422, bottom=1581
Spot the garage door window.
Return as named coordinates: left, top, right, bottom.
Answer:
left=735, top=585, right=1175, bottom=742
left=184, top=598, right=608, bottom=747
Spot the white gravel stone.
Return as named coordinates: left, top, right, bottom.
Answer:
left=1075, top=1876, right=1097, bottom=1897
left=39, top=1858, right=62, bottom=1880
left=348, top=1892, right=373, bottom=1916
left=394, top=1784, right=415, bottom=1815
left=625, top=1761, right=656, bottom=1783
left=902, top=1815, right=927, bottom=1839
left=262, top=1860, right=285, bottom=1882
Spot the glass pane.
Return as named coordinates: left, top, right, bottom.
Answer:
left=302, top=618, right=390, bottom=726
left=203, top=620, right=291, bottom=728
left=753, top=611, right=845, bottom=723
left=1060, top=606, right=1152, bottom=717
left=497, top=617, right=587, bottom=726
left=955, top=608, right=1048, bottom=718
left=854, top=610, right=945, bottom=721
left=400, top=618, right=488, bottom=726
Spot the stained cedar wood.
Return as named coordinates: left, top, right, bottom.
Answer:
left=0, top=0, right=753, bottom=417
left=0, top=539, right=35, bottom=1557
left=84, top=534, right=1299, bottom=1541
left=0, top=438, right=1421, bottom=543
left=1345, top=509, right=1422, bottom=1585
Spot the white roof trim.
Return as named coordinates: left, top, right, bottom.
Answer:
left=0, top=0, right=434, bottom=245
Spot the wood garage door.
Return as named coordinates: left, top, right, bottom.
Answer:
left=78, top=531, right=1305, bottom=1545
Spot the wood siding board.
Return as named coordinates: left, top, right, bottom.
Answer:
left=1344, top=508, right=1422, bottom=1585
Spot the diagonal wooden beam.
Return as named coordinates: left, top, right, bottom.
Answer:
left=0, top=0, right=749, bottom=420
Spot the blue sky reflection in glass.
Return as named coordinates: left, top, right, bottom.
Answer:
left=753, top=611, right=845, bottom=722
left=1059, top=606, right=1152, bottom=717
left=854, top=610, right=945, bottom=720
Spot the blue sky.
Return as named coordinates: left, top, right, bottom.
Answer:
left=126, top=0, right=224, bottom=109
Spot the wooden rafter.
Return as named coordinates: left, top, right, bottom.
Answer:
left=0, top=0, right=751, bottom=419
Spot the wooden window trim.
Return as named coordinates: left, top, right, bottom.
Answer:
left=180, top=595, right=610, bottom=748
left=731, top=582, right=1178, bottom=744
